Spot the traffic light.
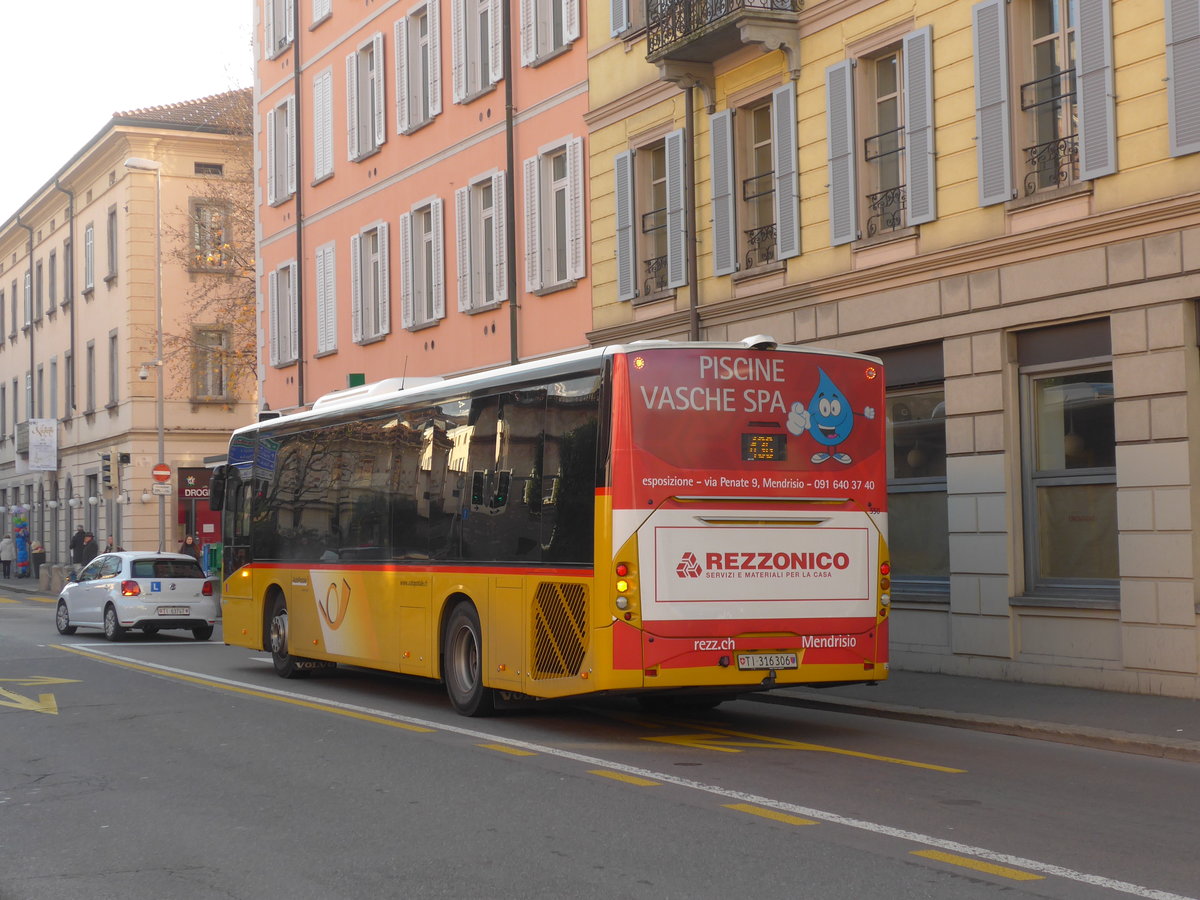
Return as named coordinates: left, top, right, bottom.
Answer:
left=100, top=453, right=112, bottom=490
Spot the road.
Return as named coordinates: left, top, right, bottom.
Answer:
left=2, top=592, right=1197, bottom=900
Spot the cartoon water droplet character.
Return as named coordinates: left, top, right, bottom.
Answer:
left=786, top=368, right=874, bottom=464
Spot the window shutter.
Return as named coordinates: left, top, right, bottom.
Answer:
left=825, top=60, right=858, bottom=246
left=284, top=0, right=295, bottom=43
left=456, top=186, right=472, bottom=311
left=903, top=26, right=937, bottom=225
left=267, top=110, right=278, bottom=204
left=265, top=2, right=275, bottom=58
left=771, top=85, right=801, bottom=260
left=400, top=214, right=415, bottom=328
left=613, top=150, right=636, bottom=301
left=708, top=112, right=736, bottom=275
left=972, top=0, right=1013, bottom=205
left=347, top=52, right=360, bottom=159
left=316, top=245, right=328, bottom=351
left=378, top=222, right=391, bottom=335
left=268, top=271, right=280, bottom=365
left=395, top=19, right=410, bottom=133
left=524, top=155, right=542, bottom=291
left=431, top=200, right=445, bottom=320
left=314, top=70, right=332, bottom=179
left=664, top=128, right=688, bottom=287
left=520, top=0, right=536, bottom=66
left=1166, top=0, right=1200, bottom=156
left=1076, top=0, right=1116, bottom=179
left=563, top=0, right=580, bottom=43
left=288, top=261, right=299, bottom=362
left=492, top=170, right=508, bottom=302
left=350, top=233, right=363, bottom=342
left=566, top=137, right=586, bottom=281
left=489, top=0, right=505, bottom=83
left=373, top=33, right=387, bottom=147
left=451, top=0, right=466, bottom=104
left=428, top=2, right=442, bottom=116
left=286, top=96, right=297, bottom=196
left=313, top=0, right=331, bottom=19
left=611, top=0, right=630, bottom=37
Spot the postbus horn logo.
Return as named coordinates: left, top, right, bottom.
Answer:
left=676, top=552, right=702, bottom=578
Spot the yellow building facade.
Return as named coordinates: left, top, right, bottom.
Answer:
left=587, top=0, right=1200, bottom=697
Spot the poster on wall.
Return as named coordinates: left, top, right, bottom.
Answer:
left=28, top=419, right=58, bottom=471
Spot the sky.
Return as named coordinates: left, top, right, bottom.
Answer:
left=0, top=0, right=254, bottom=221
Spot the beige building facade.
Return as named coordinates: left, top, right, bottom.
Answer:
left=0, top=91, right=257, bottom=569
left=587, top=0, right=1200, bottom=696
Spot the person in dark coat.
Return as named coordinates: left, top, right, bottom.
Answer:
left=178, top=534, right=200, bottom=560
left=80, top=532, right=99, bottom=566
left=70, top=525, right=86, bottom=566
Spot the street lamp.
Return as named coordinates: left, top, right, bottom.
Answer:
left=124, top=157, right=166, bottom=551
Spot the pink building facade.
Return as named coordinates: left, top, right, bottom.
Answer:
left=256, top=0, right=593, bottom=412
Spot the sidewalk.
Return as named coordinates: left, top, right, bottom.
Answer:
left=767, top=670, right=1200, bottom=763
left=6, top=566, right=1196, bottom=762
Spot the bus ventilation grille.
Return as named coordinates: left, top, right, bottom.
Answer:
left=532, top=582, right=589, bottom=680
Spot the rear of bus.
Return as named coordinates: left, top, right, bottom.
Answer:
left=601, top=343, right=890, bottom=699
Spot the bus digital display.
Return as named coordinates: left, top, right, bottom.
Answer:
left=741, top=433, right=787, bottom=461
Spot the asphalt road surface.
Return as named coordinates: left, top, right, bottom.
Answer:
left=2, top=593, right=1197, bottom=900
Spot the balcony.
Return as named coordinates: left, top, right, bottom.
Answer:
left=647, top=0, right=803, bottom=75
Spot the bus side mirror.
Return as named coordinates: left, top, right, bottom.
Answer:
left=209, top=465, right=227, bottom=512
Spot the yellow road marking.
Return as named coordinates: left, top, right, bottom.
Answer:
left=912, top=850, right=1045, bottom=881
left=0, top=598, right=16, bottom=603
left=34, top=596, right=57, bottom=604
left=479, top=743, right=537, bottom=757
left=645, top=724, right=965, bottom=772
left=725, top=803, right=818, bottom=826
left=0, top=676, right=80, bottom=686
left=589, top=769, right=660, bottom=786
left=51, top=644, right=435, bottom=732
left=0, top=686, right=58, bottom=714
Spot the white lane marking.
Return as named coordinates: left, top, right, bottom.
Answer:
left=60, top=643, right=1197, bottom=900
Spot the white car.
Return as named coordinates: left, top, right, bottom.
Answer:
left=55, top=551, right=220, bottom=641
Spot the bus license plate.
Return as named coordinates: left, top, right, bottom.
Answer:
left=157, top=606, right=190, bottom=616
left=736, top=653, right=798, bottom=671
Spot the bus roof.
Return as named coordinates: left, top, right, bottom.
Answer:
left=235, top=337, right=882, bottom=438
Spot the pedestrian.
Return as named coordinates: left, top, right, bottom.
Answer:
left=70, top=525, right=86, bottom=566
left=104, top=536, right=116, bottom=553
left=0, top=533, right=13, bottom=578
left=80, top=532, right=98, bottom=566
left=178, top=534, right=200, bottom=560
left=30, top=540, right=45, bottom=579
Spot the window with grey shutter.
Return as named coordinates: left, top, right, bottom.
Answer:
left=611, top=0, right=630, bottom=36
left=614, top=150, right=637, bottom=301
left=350, top=233, right=363, bottom=341
left=903, top=27, right=937, bottom=225
left=664, top=129, right=688, bottom=287
left=972, top=0, right=1013, bottom=206
left=1166, top=0, right=1200, bottom=157
left=771, top=85, right=800, bottom=260
left=1076, top=0, right=1116, bottom=179
left=709, top=112, right=736, bottom=275
left=346, top=52, right=360, bottom=160
left=456, top=186, right=472, bottom=310
left=826, top=60, right=858, bottom=246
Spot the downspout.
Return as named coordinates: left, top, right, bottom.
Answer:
left=292, top=0, right=306, bottom=407
left=15, top=215, right=35, bottom=536
left=51, top=180, right=76, bottom=416
left=504, top=0, right=519, bottom=366
left=684, top=87, right=700, bottom=341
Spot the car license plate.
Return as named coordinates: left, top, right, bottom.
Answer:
left=157, top=606, right=190, bottom=616
left=736, top=652, right=798, bottom=671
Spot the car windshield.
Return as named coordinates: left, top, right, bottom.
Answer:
left=131, top=559, right=206, bottom=579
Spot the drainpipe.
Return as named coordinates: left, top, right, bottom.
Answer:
left=292, top=0, right=306, bottom=407
left=504, top=0, right=519, bottom=366
left=52, top=181, right=76, bottom=415
left=684, top=87, right=700, bottom=341
left=14, top=215, right=35, bottom=536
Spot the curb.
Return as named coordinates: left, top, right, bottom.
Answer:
left=749, top=692, right=1200, bottom=764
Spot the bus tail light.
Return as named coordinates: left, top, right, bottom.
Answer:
left=121, top=580, right=141, bottom=597
left=615, top=559, right=639, bottom=619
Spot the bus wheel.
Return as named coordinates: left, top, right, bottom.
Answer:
left=269, top=594, right=309, bottom=679
left=443, top=603, right=495, bottom=717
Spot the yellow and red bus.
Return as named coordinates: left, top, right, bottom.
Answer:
left=211, top=337, right=890, bottom=715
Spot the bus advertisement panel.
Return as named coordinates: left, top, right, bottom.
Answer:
left=606, top=346, right=889, bottom=691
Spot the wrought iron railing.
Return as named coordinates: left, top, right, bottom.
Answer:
left=744, top=223, right=776, bottom=269
left=646, top=0, right=802, bottom=56
left=643, top=255, right=668, bottom=295
left=866, top=185, right=906, bottom=237
left=1023, top=134, right=1079, bottom=194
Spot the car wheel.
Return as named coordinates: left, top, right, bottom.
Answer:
left=55, top=600, right=77, bottom=635
left=192, top=624, right=214, bottom=641
left=269, top=594, right=309, bottom=679
left=103, top=605, right=126, bottom=642
left=443, top=603, right=494, bottom=717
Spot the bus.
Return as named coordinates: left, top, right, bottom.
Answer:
left=210, top=337, right=890, bottom=716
